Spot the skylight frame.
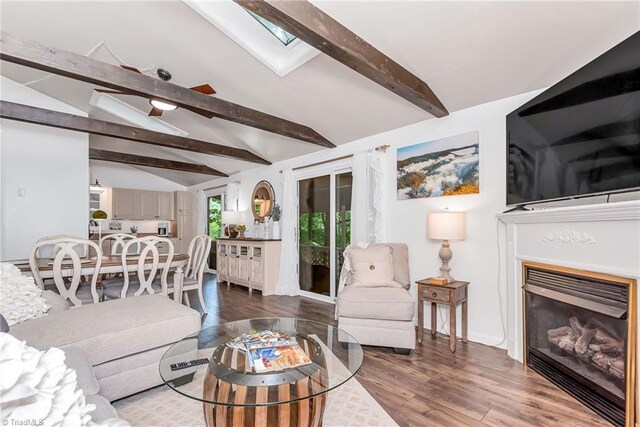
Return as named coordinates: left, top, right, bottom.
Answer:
left=183, top=0, right=320, bottom=77
left=245, top=10, right=297, bottom=46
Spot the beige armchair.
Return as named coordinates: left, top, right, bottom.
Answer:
left=336, top=243, right=416, bottom=354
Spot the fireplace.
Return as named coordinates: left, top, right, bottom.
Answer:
left=523, top=262, right=636, bottom=427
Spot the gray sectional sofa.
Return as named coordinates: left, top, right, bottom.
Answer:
left=10, top=291, right=202, bottom=422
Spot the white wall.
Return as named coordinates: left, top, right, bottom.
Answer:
left=191, top=89, right=550, bottom=347
left=90, top=161, right=187, bottom=192
left=0, top=77, right=89, bottom=261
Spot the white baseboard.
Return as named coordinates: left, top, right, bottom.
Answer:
left=416, top=317, right=507, bottom=350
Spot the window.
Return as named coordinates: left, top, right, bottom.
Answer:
left=208, top=195, right=223, bottom=240
left=246, top=10, right=296, bottom=46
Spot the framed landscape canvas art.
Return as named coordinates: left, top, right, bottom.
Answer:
left=397, top=131, right=479, bottom=200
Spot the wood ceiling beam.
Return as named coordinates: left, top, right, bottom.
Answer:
left=89, top=149, right=227, bottom=177
left=0, top=101, right=271, bottom=165
left=236, top=0, right=449, bottom=118
left=0, top=31, right=335, bottom=148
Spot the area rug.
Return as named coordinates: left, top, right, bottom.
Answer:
left=113, top=373, right=397, bottom=426
left=113, top=335, right=397, bottom=427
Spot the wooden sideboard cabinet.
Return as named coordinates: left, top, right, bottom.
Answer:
left=216, top=238, right=281, bottom=295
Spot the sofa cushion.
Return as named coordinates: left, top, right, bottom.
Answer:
left=337, top=285, right=415, bottom=321
left=42, top=290, right=71, bottom=313
left=386, top=244, right=411, bottom=289
left=85, top=394, right=119, bottom=423
left=61, top=346, right=99, bottom=396
left=0, top=314, right=8, bottom=332
left=350, top=246, right=394, bottom=286
left=10, top=294, right=201, bottom=367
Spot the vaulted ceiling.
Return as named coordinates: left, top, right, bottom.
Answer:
left=1, top=1, right=638, bottom=186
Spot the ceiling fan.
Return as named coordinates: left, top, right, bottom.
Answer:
left=94, top=66, right=217, bottom=118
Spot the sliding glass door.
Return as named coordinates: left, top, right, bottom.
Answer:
left=298, top=168, right=352, bottom=301
left=207, top=195, right=222, bottom=270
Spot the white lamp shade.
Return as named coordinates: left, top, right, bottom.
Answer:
left=222, top=210, right=243, bottom=225
left=427, top=212, right=467, bottom=240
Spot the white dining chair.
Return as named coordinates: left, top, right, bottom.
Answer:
left=166, top=235, right=211, bottom=313
left=99, top=233, right=139, bottom=256
left=29, top=237, right=103, bottom=306
left=102, top=236, right=174, bottom=300
left=34, top=234, right=88, bottom=259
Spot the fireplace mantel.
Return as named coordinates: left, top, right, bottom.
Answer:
left=497, top=199, right=640, bottom=224
left=496, top=200, right=640, bottom=363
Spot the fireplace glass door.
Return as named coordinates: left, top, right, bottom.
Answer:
left=526, top=293, right=627, bottom=401
left=524, top=263, right=634, bottom=427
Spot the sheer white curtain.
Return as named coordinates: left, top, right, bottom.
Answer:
left=350, top=149, right=386, bottom=243
left=275, top=169, right=300, bottom=296
left=225, top=182, right=240, bottom=211
left=369, top=149, right=385, bottom=242
left=195, top=190, right=207, bottom=236
left=350, top=151, right=369, bottom=244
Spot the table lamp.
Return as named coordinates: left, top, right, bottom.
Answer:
left=222, top=211, right=243, bottom=238
left=427, top=212, right=467, bottom=283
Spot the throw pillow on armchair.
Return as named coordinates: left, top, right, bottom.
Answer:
left=349, top=246, right=402, bottom=288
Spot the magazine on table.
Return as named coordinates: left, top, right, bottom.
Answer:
left=226, top=329, right=298, bottom=352
left=248, top=344, right=312, bottom=373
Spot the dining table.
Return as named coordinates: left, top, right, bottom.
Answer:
left=14, top=253, right=190, bottom=304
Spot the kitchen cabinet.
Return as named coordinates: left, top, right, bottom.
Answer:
left=216, top=239, right=281, bottom=295
left=156, top=192, right=174, bottom=220
left=111, top=188, right=175, bottom=220
left=112, top=189, right=138, bottom=220
left=140, top=191, right=157, bottom=220
left=175, top=191, right=196, bottom=254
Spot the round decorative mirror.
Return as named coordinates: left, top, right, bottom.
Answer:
left=251, top=181, right=275, bottom=222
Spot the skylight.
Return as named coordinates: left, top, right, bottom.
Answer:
left=246, top=10, right=296, bottom=46
left=183, top=0, right=320, bottom=77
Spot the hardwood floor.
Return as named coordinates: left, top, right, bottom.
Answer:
left=187, top=274, right=609, bottom=427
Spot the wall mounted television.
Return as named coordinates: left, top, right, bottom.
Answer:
left=506, top=31, right=640, bottom=207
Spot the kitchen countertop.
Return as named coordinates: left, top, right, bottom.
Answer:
left=89, top=232, right=177, bottom=240
left=217, top=237, right=282, bottom=242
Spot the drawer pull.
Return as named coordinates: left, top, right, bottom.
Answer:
left=432, top=292, right=437, bottom=298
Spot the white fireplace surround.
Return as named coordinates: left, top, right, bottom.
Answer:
left=497, top=200, right=640, bottom=363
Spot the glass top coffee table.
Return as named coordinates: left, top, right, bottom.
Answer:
left=159, top=317, right=363, bottom=427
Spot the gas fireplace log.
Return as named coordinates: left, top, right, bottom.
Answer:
left=609, top=357, right=625, bottom=380
left=548, top=331, right=576, bottom=354
left=589, top=342, right=623, bottom=357
left=592, top=352, right=625, bottom=380
left=569, top=317, right=584, bottom=339
left=592, top=352, right=611, bottom=374
left=575, top=327, right=597, bottom=356
left=593, top=329, right=624, bottom=354
left=548, top=326, right=572, bottom=337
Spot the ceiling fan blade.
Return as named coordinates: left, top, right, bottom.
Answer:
left=120, top=64, right=142, bottom=74
left=190, top=84, right=216, bottom=95
left=94, top=88, right=131, bottom=95
left=149, top=107, right=164, bottom=117
left=184, top=105, right=216, bottom=119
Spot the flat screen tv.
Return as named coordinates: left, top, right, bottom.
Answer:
left=506, top=31, right=640, bottom=207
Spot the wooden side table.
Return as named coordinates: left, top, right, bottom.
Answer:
left=416, top=279, right=470, bottom=352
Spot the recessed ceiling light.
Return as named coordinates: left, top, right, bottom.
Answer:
left=149, top=99, right=178, bottom=111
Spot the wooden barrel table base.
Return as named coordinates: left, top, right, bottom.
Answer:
left=203, top=336, right=328, bottom=427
